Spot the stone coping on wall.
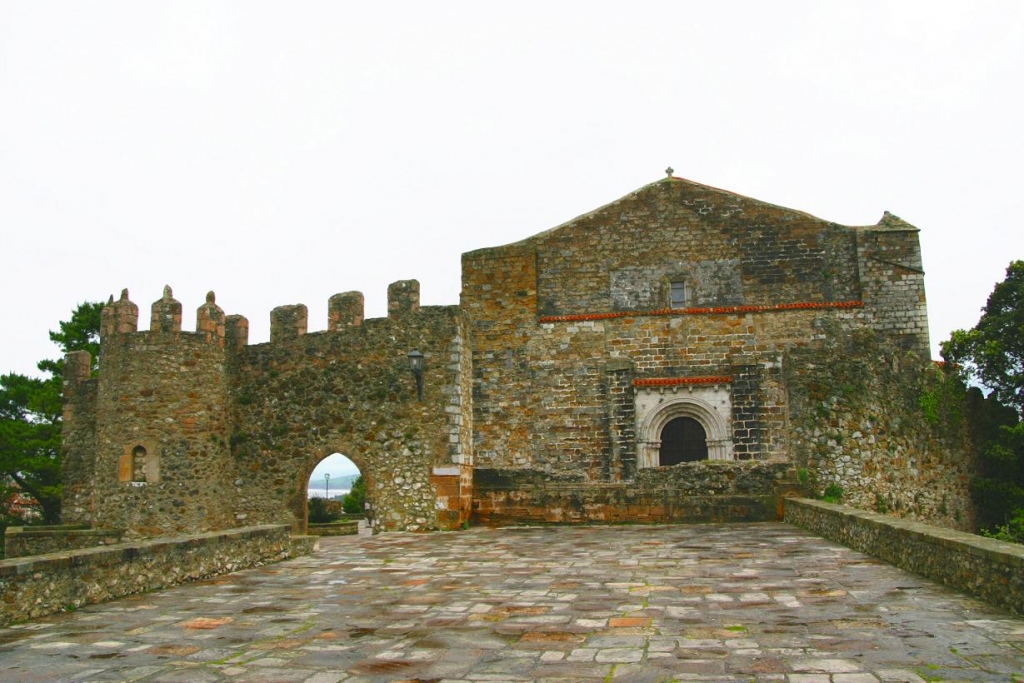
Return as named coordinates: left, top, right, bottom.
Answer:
left=538, top=300, right=864, bottom=324
left=0, top=525, right=314, bottom=627
left=784, top=498, right=1024, bottom=616
left=4, top=525, right=124, bottom=559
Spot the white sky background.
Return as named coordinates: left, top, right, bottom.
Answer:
left=2, top=1, right=1022, bottom=391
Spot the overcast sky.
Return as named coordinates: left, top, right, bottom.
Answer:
left=2, top=2, right=1022, bottom=382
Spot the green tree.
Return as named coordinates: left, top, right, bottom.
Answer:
left=943, top=261, right=1024, bottom=415
left=342, top=475, right=365, bottom=514
left=0, top=302, right=103, bottom=524
left=943, top=261, right=1024, bottom=539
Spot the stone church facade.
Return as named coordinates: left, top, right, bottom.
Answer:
left=62, top=174, right=974, bottom=537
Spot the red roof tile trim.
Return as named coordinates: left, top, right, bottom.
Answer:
left=538, top=300, right=863, bottom=324
left=633, top=376, right=732, bottom=387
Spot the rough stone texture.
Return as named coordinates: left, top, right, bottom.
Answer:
left=3, top=525, right=122, bottom=559
left=327, top=290, right=364, bottom=330
left=64, top=175, right=960, bottom=535
left=473, top=461, right=797, bottom=525
left=84, top=322, right=236, bottom=538
left=785, top=498, right=1024, bottom=616
left=64, top=282, right=472, bottom=538
left=460, top=178, right=935, bottom=524
left=0, top=525, right=305, bottom=627
left=857, top=212, right=931, bottom=353
left=307, top=520, right=359, bottom=536
left=60, top=351, right=97, bottom=523
left=229, top=303, right=469, bottom=533
left=785, top=325, right=978, bottom=531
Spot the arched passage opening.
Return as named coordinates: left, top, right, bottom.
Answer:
left=659, top=416, right=708, bottom=465
left=302, top=452, right=367, bottom=533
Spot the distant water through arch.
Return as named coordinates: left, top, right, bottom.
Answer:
left=308, top=453, right=360, bottom=499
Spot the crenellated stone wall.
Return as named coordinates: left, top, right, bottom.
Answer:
left=228, top=303, right=468, bottom=532
left=63, top=282, right=473, bottom=538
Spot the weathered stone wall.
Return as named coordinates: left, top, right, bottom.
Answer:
left=459, top=176, right=936, bottom=526
left=64, top=283, right=472, bottom=538
left=3, top=525, right=122, bottom=559
left=87, top=297, right=235, bottom=538
left=461, top=304, right=865, bottom=475
left=0, top=525, right=308, bottom=627
left=785, top=326, right=977, bottom=531
left=59, top=289, right=238, bottom=539
left=526, top=179, right=863, bottom=316
left=228, top=302, right=467, bottom=533
left=461, top=244, right=538, bottom=472
left=785, top=498, right=1024, bottom=616
left=856, top=214, right=930, bottom=355
left=60, top=351, right=97, bottom=525
left=473, top=461, right=798, bottom=525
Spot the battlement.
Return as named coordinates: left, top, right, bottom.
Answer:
left=99, top=279, right=425, bottom=347
left=99, top=286, right=228, bottom=345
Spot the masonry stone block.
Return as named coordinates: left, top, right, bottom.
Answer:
left=328, top=290, right=364, bottom=329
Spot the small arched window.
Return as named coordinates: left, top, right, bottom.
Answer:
left=659, top=417, right=708, bottom=465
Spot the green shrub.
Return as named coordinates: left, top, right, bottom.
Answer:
left=308, top=496, right=343, bottom=524
left=822, top=483, right=843, bottom=503
left=980, top=508, right=1024, bottom=544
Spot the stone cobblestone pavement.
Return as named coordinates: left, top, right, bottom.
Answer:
left=2, top=523, right=1023, bottom=682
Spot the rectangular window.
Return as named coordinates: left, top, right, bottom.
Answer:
left=670, top=281, right=686, bottom=308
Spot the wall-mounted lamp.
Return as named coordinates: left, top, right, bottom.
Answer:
left=407, top=349, right=424, bottom=401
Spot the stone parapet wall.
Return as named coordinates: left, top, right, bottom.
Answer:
left=784, top=498, right=1024, bottom=616
left=307, top=521, right=359, bottom=536
left=473, top=461, right=797, bottom=525
left=65, top=284, right=471, bottom=538
left=0, top=525, right=306, bottom=627
left=4, top=525, right=122, bottom=559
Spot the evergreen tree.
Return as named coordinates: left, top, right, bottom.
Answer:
left=343, top=475, right=365, bottom=514
left=0, top=302, right=103, bottom=524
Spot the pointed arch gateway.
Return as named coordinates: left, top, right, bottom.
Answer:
left=297, top=448, right=373, bottom=533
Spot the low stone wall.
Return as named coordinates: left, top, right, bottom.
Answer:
left=0, top=525, right=310, bottom=627
left=784, top=498, right=1024, bottom=616
left=473, top=462, right=797, bottom=526
left=308, top=520, right=360, bottom=536
left=4, top=525, right=124, bottom=559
